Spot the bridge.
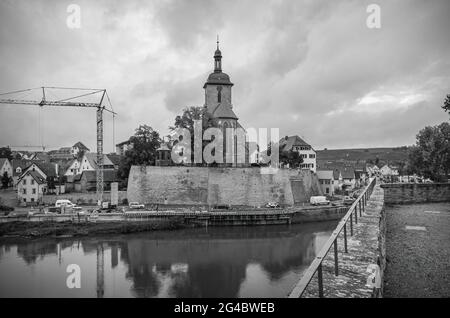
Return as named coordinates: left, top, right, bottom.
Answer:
left=288, top=178, right=450, bottom=298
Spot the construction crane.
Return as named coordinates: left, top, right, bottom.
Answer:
left=0, top=86, right=117, bottom=204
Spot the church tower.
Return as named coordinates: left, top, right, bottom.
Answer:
left=203, top=38, right=238, bottom=129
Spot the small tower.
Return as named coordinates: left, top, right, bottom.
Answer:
left=155, top=142, right=172, bottom=166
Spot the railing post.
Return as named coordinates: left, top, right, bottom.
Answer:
left=343, top=222, right=348, bottom=253
left=350, top=213, right=353, bottom=236
left=359, top=200, right=362, bottom=217
left=334, top=240, right=339, bottom=276
left=318, top=264, right=324, bottom=298
left=354, top=207, right=358, bottom=224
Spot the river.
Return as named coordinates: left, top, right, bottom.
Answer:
left=0, top=221, right=337, bottom=298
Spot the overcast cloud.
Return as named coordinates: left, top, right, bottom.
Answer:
left=0, top=0, right=449, bottom=152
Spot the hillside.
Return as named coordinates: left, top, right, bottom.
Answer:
left=316, top=147, right=409, bottom=164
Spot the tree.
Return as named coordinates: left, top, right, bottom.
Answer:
left=169, top=106, right=216, bottom=164
left=406, top=122, right=450, bottom=181
left=0, top=147, right=12, bottom=161
left=279, top=148, right=303, bottom=168
left=1, top=172, right=10, bottom=189
left=118, top=125, right=161, bottom=186
left=46, top=176, right=56, bottom=192
left=442, top=94, right=450, bottom=115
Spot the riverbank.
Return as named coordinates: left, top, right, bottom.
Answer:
left=0, top=218, right=186, bottom=240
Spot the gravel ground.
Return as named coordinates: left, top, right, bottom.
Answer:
left=384, top=202, right=450, bottom=297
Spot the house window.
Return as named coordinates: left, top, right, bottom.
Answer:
left=22, top=189, right=26, bottom=194
left=31, top=198, right=35, bottom=202
left=31, top=179, right=35, bottom=185
left=309, top=154, right=316, bottom=158
left=326, top=188, right=330, bottom=194
left=23, top=198, right=26, bottom=202
left=23, top=179, right=26, bottom=185
left=32, top=188, right=36, bottom=194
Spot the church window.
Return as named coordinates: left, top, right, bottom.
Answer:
left=217, top=86, right=222, bottom=103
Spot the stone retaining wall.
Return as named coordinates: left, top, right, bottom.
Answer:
left=127, top=166, right=322, bottom=207
left=381, top=183, right=450, bottom=205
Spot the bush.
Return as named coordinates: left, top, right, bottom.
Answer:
left=0, top=205, right=14, bottom=212
left=122, top=198, right=128, bottom=205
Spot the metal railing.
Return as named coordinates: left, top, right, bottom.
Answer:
left=288, top=177, right=377, bottom=298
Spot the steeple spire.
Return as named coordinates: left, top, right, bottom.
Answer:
left=214, top=36, right=222, bottom=73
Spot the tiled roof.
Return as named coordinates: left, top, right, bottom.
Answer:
left=30, top=161, right=58, bottom=178
left=106, top=153, right=122, bottom=165
left=80, top=170, right=117, bottom=182
left=85, top=153, right=114, bottom=169
left=0, top=158, right=9, bottom=168
left=116, top=139, right=131, bottom=147
left=316, top=170, right=334, bottom=180
left=211, top=103, right=238, bottom=119
left=340, top=168, right=355, bottom=179
left=11, top=159, right=31, bottom=176
left=279, top=135, right=311, bottom=152
left=18, top=169, right=46, bottom=185
left=73, top=141, right=90, bottom=151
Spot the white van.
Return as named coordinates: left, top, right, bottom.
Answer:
left=310, top=196, right=330, bottom=206
left=55, top=199, right=76, bottom=208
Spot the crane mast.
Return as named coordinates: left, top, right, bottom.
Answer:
left=0, top=87, right=116, bottom=205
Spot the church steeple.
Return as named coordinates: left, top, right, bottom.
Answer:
left=214, top=35, right=222, bottom=72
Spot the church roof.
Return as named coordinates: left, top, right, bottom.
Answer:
left=203, top=72, right=233, bottom=88
left=211, top=103, right=238, bottom=120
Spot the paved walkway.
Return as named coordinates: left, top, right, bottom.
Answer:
left=300, top=184, right=384, bottom=298
left=384, top=202, right=450, bottom=297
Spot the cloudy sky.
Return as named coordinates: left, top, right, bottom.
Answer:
left=0, top=0, right=449, bottom=153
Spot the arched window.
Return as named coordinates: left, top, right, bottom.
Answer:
left=217, top=86, right=222, bottom=103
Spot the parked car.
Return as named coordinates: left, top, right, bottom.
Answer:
left=265, top=202, right=280, bottom=208
left=55, top=199, right=76, bottom=208
left=343, top=196, right=355, bottom=206
left=129, top=202, right=145, bottom=209
left=310, top=196, right=330, bottom=206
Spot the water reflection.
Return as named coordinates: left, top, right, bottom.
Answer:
left=0, top=221, right=336, bottom=298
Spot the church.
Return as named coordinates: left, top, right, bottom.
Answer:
left=202, top=39, right=249, bottom=167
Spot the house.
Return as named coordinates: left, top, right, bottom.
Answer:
left=279, top=135, right=316, bottom=172
left=63, top=159, right=81, bottom=177
left=316, top=170, right=335, bottom=196
left=0, top=158, right=13, bottom=179
left=366, top=164, right=380, bottom=177
left=332, top=169, right=342, bottom=191
left=21, top=161, right=58, bottom=180
left=79, top=153, right=115, bottom=173
left=380, top=164, right=399, bottom=176
left=116, top=139, right=133, bottom=156
left=48, top=147, right=73, bottom=161
left=71, top=142, right=90, bottom=157
left=74, top=170, right=118, bottom=192
left=340, top=167, right=356, bottom=190
left=11, top=159, right=31, bottom=189
left=17, top=170, right=47, bottom=205
left=33, top=152, right=50, bottom=162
